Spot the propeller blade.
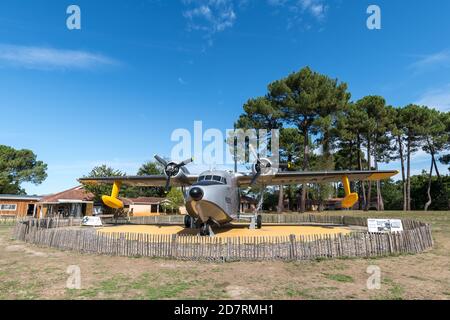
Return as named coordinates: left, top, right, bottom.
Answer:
left=165, top=176, right=171, bottom=192
left=157, top=155, right=193, bottom=191
left=154, top=155, right=168, bottom=166
left=249, top=144, right=259, bottom=161
left=251, top=171, right=261, bottom=186
left=178, top=157, right=193, bottom=167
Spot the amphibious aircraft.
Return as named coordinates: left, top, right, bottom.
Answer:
left=79, top=155, right=398, bottom=236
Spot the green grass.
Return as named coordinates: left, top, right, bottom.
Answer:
left=64, top=272, right=194, bottom=300
left=0, top=279, right=47, bottom=300
left=324, top=273, right=354, bottom=283
left=143, top=282, right=192, bottom=300
left=2, top=211, right=449, bottom=300
left=379, top=277, right=405, bottom=300
left=285, top=287, right=317, bottom=299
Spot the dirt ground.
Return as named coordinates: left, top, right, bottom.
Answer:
left=97, top=224, right=351, bottom=238
left=0, top=211, right=449, bottom=300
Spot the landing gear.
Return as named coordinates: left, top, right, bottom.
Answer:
left=199, top=220, right=215, bottom=236
left=184, top=215, right=192, bottom=228
left=248, top=214, right=262, bottom=229
left=256, top=214, right=262, bottom=229
left=199, top=224, right=209, bottom=236
left=185, top=216, right=214, bottom=236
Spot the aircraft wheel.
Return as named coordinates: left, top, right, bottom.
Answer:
left=184, top=215, right=192, bottom=228
left=195, top=220, right=203, bottom=229
left=200, top=224, right=210, bottom=236
left=256, top=215, right=262, bottom=229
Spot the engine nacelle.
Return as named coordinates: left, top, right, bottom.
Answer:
left=252, top=157, right=274, bottom=176
left=164, top=162, right=185, bottom=179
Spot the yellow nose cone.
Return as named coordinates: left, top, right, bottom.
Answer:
left=102, top=195, right=124, bottom=209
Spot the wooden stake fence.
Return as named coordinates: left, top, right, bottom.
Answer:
left=11, top=217, right=433, bottom=262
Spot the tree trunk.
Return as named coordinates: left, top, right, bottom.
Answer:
left=397, top=135, right=407, bottom=211
left=406, top=140, right=411, bottom=211
left=300, top=128, right=309, bottom=213
left=376, top=170, right=384, bottom=211
left=365, top=139, right=372, bottom=211
left=287, top=185, right=293, bottom=211
left=349, top=141, right=354, bottom=169
left=357, top=137, right=366, bottom=210
left=432, top=153, right=441, bottom=179
left=429, top=142, right=449, bottom=209
left=424, top=158, right=434, bottom=211
left=277, top=185, right=284, bottom=214
left=374, top=145, right=384, bottom=211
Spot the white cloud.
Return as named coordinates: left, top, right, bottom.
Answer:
left=0, top=44, right=118, bottom=70
left=416, top=85, right=450, bottom=112
left=268, top=0, right=329, bottom=23
left=409, top=49, right=450, bottom=73
left=182, top=0, right=237, bottom=35
left=298, top=0, right=328, bottom=20
left=178, top=77, right=188, bottom=85
left=181, top=0, right=330, bottom=39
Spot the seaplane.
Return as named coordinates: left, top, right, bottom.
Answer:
left=79, top=154, right=398, bottom=236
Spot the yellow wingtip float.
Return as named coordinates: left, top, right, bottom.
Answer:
left=339, top=170, right=399, bottom=208
left=341, top=176, right=359, bottom=209
left=101, top=181, right=124, bottom=209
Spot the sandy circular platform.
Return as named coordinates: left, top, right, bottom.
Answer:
left=98, top=224, right=351, bottom=238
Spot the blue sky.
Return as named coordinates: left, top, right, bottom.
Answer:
left=1, top=0, right=449, bottom=195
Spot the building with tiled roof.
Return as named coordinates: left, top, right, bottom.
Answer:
left=36, top=186, right=95, bottom=218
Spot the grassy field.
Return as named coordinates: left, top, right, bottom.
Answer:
left=0, top=211, right=449, bottom=300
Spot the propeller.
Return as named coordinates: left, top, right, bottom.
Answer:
left=154, top=155, right=193, bottom=192
left=249, top=145, right=272, bottom=186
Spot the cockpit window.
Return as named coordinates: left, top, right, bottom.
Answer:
left=196, top=174, right=227, bottom=185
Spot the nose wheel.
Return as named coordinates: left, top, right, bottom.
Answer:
left=256, top=214, right=262, bottom=229
left=184, top=215, right=193, bottom=228
left=199, top=224, right=209, bottom=236
left=199, top=220, right=215, bottom=236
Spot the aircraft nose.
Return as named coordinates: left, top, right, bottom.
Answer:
left=189, top=187, right=204, bottom=201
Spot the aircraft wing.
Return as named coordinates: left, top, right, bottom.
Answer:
left=79, top=175, right=199, bottom=187
left=237, top=170, right=398, bottom=187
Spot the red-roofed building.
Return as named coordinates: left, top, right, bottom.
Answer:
left=35, top=186, right=95, bottom=218
left=34, top=186, right=172, bottom=218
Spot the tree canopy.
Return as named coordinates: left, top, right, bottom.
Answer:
left=232, top=66, right=450, bottom=211
left=0, top=145, right=47, bottom=194
left=82, top=161, right=167, bottom=201
left=82, top=165, right=127, bottom=202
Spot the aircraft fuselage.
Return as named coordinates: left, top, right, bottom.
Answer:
left=184, top=170, right=241, bottom=226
